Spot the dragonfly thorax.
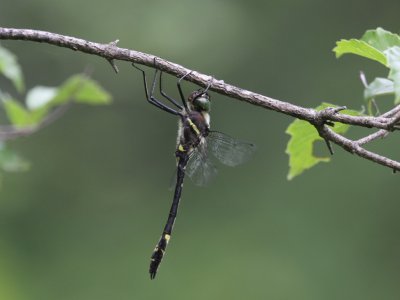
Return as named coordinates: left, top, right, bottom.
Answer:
left=177, top=111, right=209, bottom=153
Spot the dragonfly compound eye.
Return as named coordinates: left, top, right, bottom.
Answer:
left=189, top=90, right=211, bottom=112
left=193, top=95, right=211, bottom=112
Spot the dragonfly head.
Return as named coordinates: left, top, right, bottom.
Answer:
left=188, top=89, right=211, bottom=112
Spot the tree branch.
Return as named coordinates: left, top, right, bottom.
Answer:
left=0, top=27, right=399, bottom=172
left=356, top=129, right=389, bottom=145
left=318, top=124, right=400, bottom=170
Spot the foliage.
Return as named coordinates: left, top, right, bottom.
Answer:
left=286, top=27, right=400, bottom=179
left=0, top=43, right=111, bottom=186
left=334, top=27, right=400, bottom=104
left=0, top=46, right=24, bottom=93
left=285, top=104, right=360, bottom=180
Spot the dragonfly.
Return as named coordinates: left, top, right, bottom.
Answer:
left=133, top=60, right=256, bottom=279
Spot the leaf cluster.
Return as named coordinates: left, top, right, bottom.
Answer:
left=286, top=28, right=400, bottom=179
left=0, top=44, right=111, bottom=185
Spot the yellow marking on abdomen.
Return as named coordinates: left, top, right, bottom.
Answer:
left=178, top=144, right=185, bottom=152
left=164, top=234, right=171, bottom=242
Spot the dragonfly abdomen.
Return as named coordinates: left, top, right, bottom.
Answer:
left=149, top=152, right=190, bottom=279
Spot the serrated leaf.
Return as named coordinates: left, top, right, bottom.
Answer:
left=364, top=77, right=394, bottom=99
left=333, top=39, right=387, bottom=66
left=361, top=27, right=400, bottom=52
left=286, top=119, right=329, bottom=180
left=0, top=45, right=25, bottom=93
left=285, top=103, right=361, bottom=180
left=385, top=46, right=400, bottom=104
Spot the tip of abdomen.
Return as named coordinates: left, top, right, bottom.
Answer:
left=149, top=234, right=170, bottom=279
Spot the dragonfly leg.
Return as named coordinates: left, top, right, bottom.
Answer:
left=132, top=63, right=182, bottom=116
left=203, top=76, right=214, bottom=94
left=151, top=58, right=183, bottom=110
left=177, top=70, right=192, bottom=110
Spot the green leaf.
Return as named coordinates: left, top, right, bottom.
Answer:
left=385, top=46, right=400, bottom=103
left=26, top=86, right=58, bottom=110
left=0, top=146, right=30, bottom=173
left=1, top=91, right=52, bottom=126
left=1, top=97, right=33, bottom=126
left=361, top=27, right=400, bottom=52
left=53, top=75, right=112, bottom=105
left=364, top=77, right=394, bottom=99
left=286, top=119, right=329, bottom=180
left=74, top=77, right=112, bottom=105
left=50, top=75, right=82, bottom=105
left=1, top=74, right=111, bottom=127
left=333, top=39, right=387, bottom=66
left=0, top=44, right=25, bottom=93
left=23, top=86, right=59, bottom=124
left=333, top=28, right=400, bottom=67
left=285, top=103, right=361, bottom=180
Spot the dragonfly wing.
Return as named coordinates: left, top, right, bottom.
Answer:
left=207, top=131, right=256, bottom=167
left=186, top=143, right=218, bottom=187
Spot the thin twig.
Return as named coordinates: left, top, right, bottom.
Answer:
left=319, top=125, right=400, bottom=170
left=355, top=105, right=400, bottom=145
left=380, top=104, right=400, bottom=118
left=356, top=129, right=389, bottom=145
left=0, top=103, right=71, bottom=141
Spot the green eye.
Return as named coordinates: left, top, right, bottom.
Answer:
left=195, top=97, right=211, bottom=112
left=201, top=101, right=211, bottom=111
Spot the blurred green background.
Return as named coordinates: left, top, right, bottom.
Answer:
left=1, top=0, right=400, bottom=299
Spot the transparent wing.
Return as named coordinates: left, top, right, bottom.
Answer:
left=186, top=141, right=218, bottom=187
left=207, top=131, right=256, bottom=167
left=183, top=131, right=255, bottom=186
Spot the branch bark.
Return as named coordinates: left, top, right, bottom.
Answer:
left=0, top=27, right=399, bottom=172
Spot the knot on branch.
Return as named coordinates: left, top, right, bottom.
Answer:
left=313, top=106, right=347, bottom=127
left=312, top=106, right=346, bottom=155
left=385, top=113, right=400, bottom=132
left=105, top=39, right=120, bottom=73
